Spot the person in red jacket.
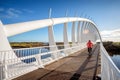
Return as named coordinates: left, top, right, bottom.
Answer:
left=87, top=40, right=93, bottom=56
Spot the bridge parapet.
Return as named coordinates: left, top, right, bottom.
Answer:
left=101, top=44, right=120, bottom=80
left=0, top=44, right=86, bottom=80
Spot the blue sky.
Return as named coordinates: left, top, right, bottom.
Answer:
left=0, top=0, right=120, bottom=42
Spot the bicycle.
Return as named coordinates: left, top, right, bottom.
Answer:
left=88, top=48, right=92, bottom=56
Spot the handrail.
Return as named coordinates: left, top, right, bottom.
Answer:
left=101, top=44, right=120, bottom=80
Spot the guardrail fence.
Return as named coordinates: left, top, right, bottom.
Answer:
left=0, top=43, right=86, bottom=80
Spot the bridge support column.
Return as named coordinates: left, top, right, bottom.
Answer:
left=77, top=21, right=80, bottom=44
left=80, top=21, right=86, bottom=48
left=88, top=23, right=94, bottom=42
left=84, top=22, right=89, bottom=42
left=80, top=21, right=84, bottom=43
left=0, top=21, right=17, bottom=80
left=76, top=21, right=81, bottom=51
left=0, top=21, right=13, bottom=58
left=48, top=25, right=58, bottom=60
left=71, top=21, right=76, bottom=47
left=82, top=22, right=87, bottom=43
left=86, top=22, right=90, bottom=41
left=63, top=23, right=70, bottom=56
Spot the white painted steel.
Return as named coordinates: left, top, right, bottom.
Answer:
left=80, top=21, right=84, bottom=42
left=77, top=21, right=80, bottom=43
left=0, top=44, right=86, bottom=80
left=0, top=17, right=120, bottom=80
left=63, top=23, right=70, bottom=55
left=71, top=21, right=76, bottom=46
left=0, top=21, right=12, bottom=51
left=0, top=21, right=17, bottom=60
left=0, top=21, right=19, bottom=80
left=63, top=23, right=69, bottom=48
left=48, top=25, right=58, bottom=59
left=101, top=44, right=120, bottom=80
left=4, top=17, right=95, bottom=37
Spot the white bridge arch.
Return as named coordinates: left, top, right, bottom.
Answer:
left=0, top=17, right=120, bottom=80
left=0, top=17, right=100, bottom=60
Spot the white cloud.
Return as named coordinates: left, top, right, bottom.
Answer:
left=0, top=8, right=34, bottom=18
left=8, top=8, right=22, bottom=14
left=5, top=8, right=22, bottom=18
left=100, top=29, right=120, bottom=42
left=0, top=8, right=22, bottom=18
left=23, top=9, right=34, bottom=13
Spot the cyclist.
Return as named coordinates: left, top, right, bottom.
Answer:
left=87, top=40, right=93, bottom=56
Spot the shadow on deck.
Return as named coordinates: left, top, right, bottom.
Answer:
left=13, top=45, right=101, bottom=80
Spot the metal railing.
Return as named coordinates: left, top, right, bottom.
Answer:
left=0, top=43, right=86, bottom=80
left=101, top=44, right=120, bottom=80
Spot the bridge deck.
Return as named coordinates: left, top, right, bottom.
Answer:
left=13, top=45, right=100, bottom=80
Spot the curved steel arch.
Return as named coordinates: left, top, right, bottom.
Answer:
left=4, top=17, right=97, bottom=37
left=0, top=17, right=101, bottom=58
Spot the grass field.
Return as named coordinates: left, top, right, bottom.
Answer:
left=10, top=42, right=48, bottom=48
left=10, top=42, right=69, bottom=48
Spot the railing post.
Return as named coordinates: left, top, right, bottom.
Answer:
left=35, top=49, right=44, bottom=68
left=3, top=52, right=8, bottom=80
left=4, top=62, right=8, bottom=79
